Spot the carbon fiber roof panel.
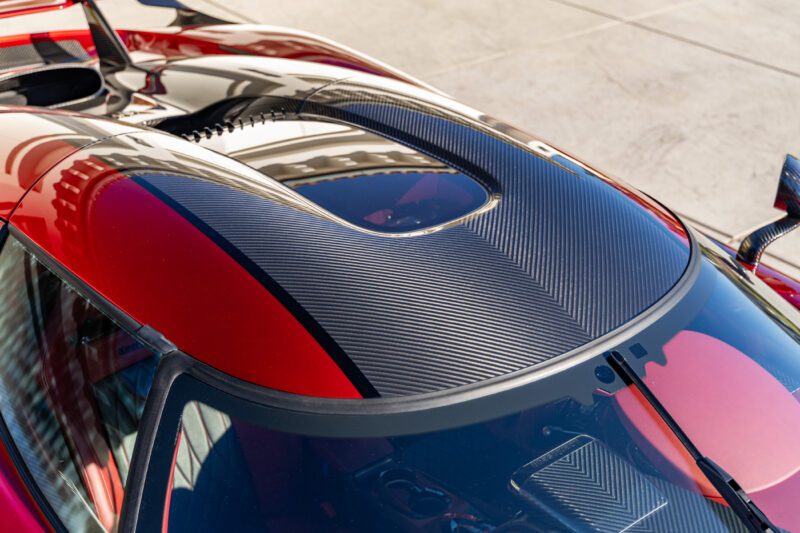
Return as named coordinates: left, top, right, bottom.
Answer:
left=133, top=79, right=689, bottom=397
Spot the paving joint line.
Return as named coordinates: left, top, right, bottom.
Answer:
left=546, top=0, right=800, bottom=80
left=189, top=0, right=258, bottom=24
left=165, top=1, right=800, bottom=276
left=678, top=211, right=800, bottom=272
left=421, top=0, right=699, bottom=80
left=729, top=213, right=785, bottom=243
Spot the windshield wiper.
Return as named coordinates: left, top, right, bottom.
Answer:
left=605, top=350, right=778, bottom=533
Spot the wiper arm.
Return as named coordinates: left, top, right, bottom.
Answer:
left=605, top=350, right=778, bottom=533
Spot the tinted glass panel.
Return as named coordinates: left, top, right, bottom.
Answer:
left=164, top=396, right=743, bottom=533
left=0, top=238, right=159, bottom=532
left=289, top=170, right=490, bottom=233
left=195, top=120, right=492, bottom=234
left=166, top=372, right=744, bottom=532
left=623, top=246, right=800, bottom=531
left=151, top=239, right=800, bottom=532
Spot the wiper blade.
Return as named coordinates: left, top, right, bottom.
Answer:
left=605, top=350, right=778, bottom=533
left=696, top=457, right=777, bottom=533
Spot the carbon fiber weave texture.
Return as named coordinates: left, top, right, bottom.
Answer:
left=137, top=80, right=690, bottom=396
left=517, top=436, right=745, bottom=532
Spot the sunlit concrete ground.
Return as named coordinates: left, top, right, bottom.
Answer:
left=27, top=1, right=800, bottom=274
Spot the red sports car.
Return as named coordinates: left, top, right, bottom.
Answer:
left=0, top=1, right=799, bottom=532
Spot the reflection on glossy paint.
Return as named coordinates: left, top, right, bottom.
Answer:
left=0, top=109, right=142, bottom=219
left=120, top=25, right=435, bottom=92
left=193, top=119, right=495, bottom=234
left=10, top=130, right=367, bottom=399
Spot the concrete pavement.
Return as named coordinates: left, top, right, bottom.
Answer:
left=98, top=1, right=800, bottom=275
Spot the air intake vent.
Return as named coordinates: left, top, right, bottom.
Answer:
left=0, top=65, right=103, bottom=107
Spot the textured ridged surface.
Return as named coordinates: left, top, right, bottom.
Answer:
left=302, top=82, right=692, bottom=337
left=517, top=436, right=745, bottom=532
left=525, top=437, right=667, bottom=532
left=137, top=81, right=689, bottom=397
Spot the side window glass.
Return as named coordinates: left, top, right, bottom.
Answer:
left=0, top=237, right=159, bottom=532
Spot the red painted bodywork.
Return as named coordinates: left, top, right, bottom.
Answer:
left=751, top=260, right=800, bottom=309
left=0, top=0, right=73, bottom=20
left=0, top=23, right=429, bottom=90
left=0, top=12, right=797, bottom=530
left=0, top=107, right=139, bottom=220
left=0, top=28, right=92, bottom=52
left=0, top=437, right=49, bottom=532
left=119, top=25, right=430, bottom=89
left=0, top=106, right=373, bottom=527
left=10, top=129, right=363, bottom=399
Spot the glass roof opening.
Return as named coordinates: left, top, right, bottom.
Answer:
left=196, top=120, right=493, bottom=234
left=286, top=169, right=489, bottom=234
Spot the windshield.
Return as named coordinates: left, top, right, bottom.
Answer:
left=136, top=235, right=800, bottom=533
left=0, top=237, right=159, bottom=532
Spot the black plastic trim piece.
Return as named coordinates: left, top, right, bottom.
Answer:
left=137, top=324, right=178, bottom=355
left=118, top=353, right=192, bottom=533
left=131, top=175, right=381, bottom=399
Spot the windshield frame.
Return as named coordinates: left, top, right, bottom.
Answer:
left=3, top=222, right=704, bottom=533
left=119, top=236, right=705, bottom=532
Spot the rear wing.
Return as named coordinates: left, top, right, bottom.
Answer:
left=0, top=0, right=129, bottom=68
left=0, top=0, right=76, bottom=20
left=0, top=0, right=228, bottom=62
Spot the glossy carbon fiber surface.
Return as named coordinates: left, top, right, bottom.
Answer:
left=514, top=436, right=745, bottom=532
left=131, top=77, right=691, bottom=397
left=738, top=155, right=800, bottom=269
left=736, top=215, right=800, bottom=270
left=303, top=80, right=693, bottom=341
